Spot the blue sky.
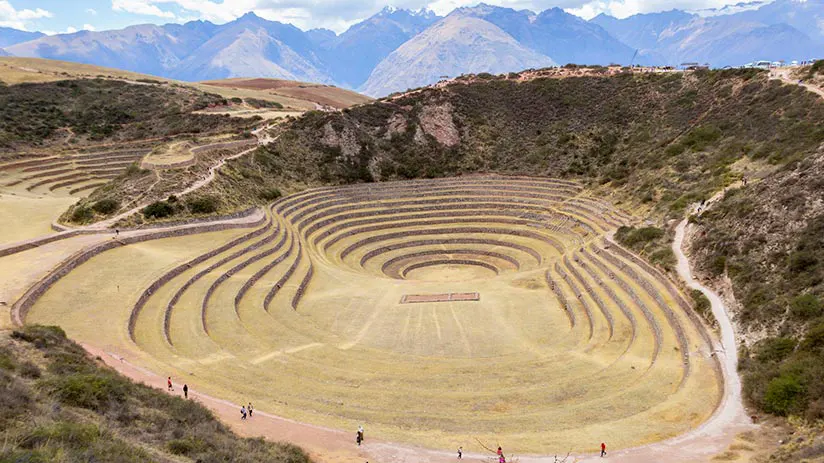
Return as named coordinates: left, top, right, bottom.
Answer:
left=1, top=0, right=767, bottom=34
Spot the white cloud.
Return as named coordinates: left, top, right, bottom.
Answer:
left=564, top=0, right=766, bottom=19
left=93, top=0, right=772, bottom=32
left=64, top=24, right=95, bottom=34
left=112, top=0, right=176, bottom=18
left=0, top=0, right=53, bottom=29
left=86, top=8, right=99, bottom=15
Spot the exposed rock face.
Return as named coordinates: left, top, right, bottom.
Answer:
left=322, top=122, right=360, bottom=159
left=419, top=103, right=459, bottom=147
left=384, top=113, right=408, bottom=139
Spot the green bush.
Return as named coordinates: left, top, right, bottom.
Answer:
left=260, top=188, right=282, bottom=201
left=11, top=325, right=67, bottom=348
left=91, top=198, right=119, bottom=215
left=0, top=348, right=15, bottom=371
left=801, top=322, right=824, bottom=352
left=790, top=294, right=823, bottom=319
left=45, top=373, right=129, bottom=412
left=21, top=423, right=100, bottom=449
left=167, top=437, right=209, bottom=456
left=186, top=196, right=219, bottom=214
left=690, top=289, right=712, bottom=321
left=70, top=206, right=94, bottom=223
left=763, top=374, right=805, bottom=415
left=756, top=337, right=797, bottom=363
left=614, top=226, right=664, bottom=247
left=19, top=361, right=41, bottom=379
left=245, top=98, right=283, bottom=109
left=143, top=201, right=175, bottom=219
left=789, top=250, right=818, bottom=273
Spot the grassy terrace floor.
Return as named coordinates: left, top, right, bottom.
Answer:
left=25, top=176, right=722, bottom=453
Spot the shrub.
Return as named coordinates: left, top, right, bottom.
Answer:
left=19, top=361, right=41, bottom=379
left=245, top=98, right=283, bottom=109
left=614, top=226, right=664, bottom=247
left=70, top=206, right=94, bottom=223
left=20, top=423, right=101, bottom=449
left=800, top=322, right=824, bottom=352
left=789, top=250, right=818, bottom=273
left=790, top=294, right=823, bottom=319
left=763, top=374, right=805, bottom=415
left=756, top=337, right=797, bottom=363
left=46, top=373, right=129, bottom=412
left=12, top=325, right=67, bottom=348
left=230, top=97, right=243, bottom=104
left=690, top=289, right=712, bottom=321
left=0, top=348, right=15, bottom=371
left=260, top=188, right=282, bottom=201
left=186, top=196, right=219, bottom=214
left=91, top=198, right=119, bottom=215
left=0, top=370, right=32, bottom=423
left=167, top=437, right=209, bottom=456
left=143, top=201, right=174, bottom=219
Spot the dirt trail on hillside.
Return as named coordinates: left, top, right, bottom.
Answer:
left=96, top=125, right=277, bottom=229
left=771, top=68, right=824, bottom=99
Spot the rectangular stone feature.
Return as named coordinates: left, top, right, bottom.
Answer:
left=400, top=292, right=480, bottom=304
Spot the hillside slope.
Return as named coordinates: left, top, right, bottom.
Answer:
left=0, top=325, right=311, bottom=463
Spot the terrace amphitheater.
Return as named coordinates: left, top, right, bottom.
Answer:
left=10, top=173, right=723, bottom=452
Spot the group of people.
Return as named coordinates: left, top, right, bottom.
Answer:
left=167, top=377, right=189, bottom=399
left=241, top=403, right=254, bottom=420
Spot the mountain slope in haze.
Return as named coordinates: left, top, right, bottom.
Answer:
left=171, top=13, right=331, bottom=83
left=6, top=14, right=334, bottom=84
left=361, top=13, right=554, bottom=96
left=325, top=7, right=441, bottom=88
left=732, top=0, right=824, bottom=44
left=0, top=27, right=44, bottom=48
left=592, top=2, right=821, bottom=66
left=5, top=23, right=214, bottom=78
left=461, top=4, right=634, bottom=66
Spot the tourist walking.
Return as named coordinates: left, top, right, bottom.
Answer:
left=183, top=384, right=188, bottom=399
left=600, top=442, right=607, bottom=457
left=458, top=446, right=462, bottom=459
left=248, top=402, right=254, bottom=417
left=241, top=406, right=247, bottom=420
left=356, top=425, right=364, bottom=446
left=167, top=377, right=173, bottom=391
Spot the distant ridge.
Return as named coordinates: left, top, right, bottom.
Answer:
left=3, top=0, right=824, bottom=96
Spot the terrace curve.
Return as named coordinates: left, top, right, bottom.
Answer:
left=21, top=175, right=723, bottom=454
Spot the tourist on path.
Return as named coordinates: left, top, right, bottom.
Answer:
left=183, top=384, right=188, bottom=399
left=458, top=446, right=462, bottom=459
left=167, top=377, right=173, bottom=391
left=601, top=442, right=607, bottom=457
left=356, top=425, right=364, bottom=446
left=241, top=406, right=247, bottom=420
left=248, top=402, right=254, bottom=417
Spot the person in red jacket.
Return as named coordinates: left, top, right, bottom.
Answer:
left=600, top=442, right=607, bottom=457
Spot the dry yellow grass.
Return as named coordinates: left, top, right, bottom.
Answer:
left=23, top=177, right=723, bottom=454
left=0, top=185, right=78, bottom=245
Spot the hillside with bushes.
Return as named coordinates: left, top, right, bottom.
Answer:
left=0, top=78, right=254, bottom=151
left=219, top=69, right=823, bottom=217
left=0, top=325, right=311, bottom=463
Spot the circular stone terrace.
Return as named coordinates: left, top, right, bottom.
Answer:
left=24, top=175, right=723, bottom=453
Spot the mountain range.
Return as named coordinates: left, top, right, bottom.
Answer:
left=1, top=1, right=823, bottom=96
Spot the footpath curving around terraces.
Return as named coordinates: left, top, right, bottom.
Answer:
left=19, top=175, right=724, bottom=455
